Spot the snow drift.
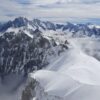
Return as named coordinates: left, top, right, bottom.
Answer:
left=31, top=39, right=100, bottom=100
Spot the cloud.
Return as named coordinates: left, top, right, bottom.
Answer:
left=80, top=0, right=100, bottom=4
left=14, top=0, right=30, bottom=4
left=0, top=0, right=100, bottom=24
left=29, top=0, right=100, bottom=5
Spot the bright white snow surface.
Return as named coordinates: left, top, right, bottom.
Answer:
left=31, top=38, right=100, bottom=100
left=6, top=27, right=34, bottom=38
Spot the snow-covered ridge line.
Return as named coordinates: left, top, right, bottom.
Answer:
left=6, top=27, right=34, bottom=38
left=1, top=17, right=100, bottom=38
left=31, top=38, right=100, bottom=100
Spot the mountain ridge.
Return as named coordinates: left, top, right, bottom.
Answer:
left=0, top=17, right=100, bottom=37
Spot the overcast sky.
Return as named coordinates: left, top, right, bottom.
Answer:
left=0, top=0, right=100, bottom=24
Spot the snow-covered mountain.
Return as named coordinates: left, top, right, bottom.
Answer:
left=0, top=17, right=69, bottom=100
left=0, top=17, right=100, bottom=100
left=0, top=17, right=100, bottom=37
left=28, top=38, right=100, bottom=100
left=0, top=23, right=68, bottom=78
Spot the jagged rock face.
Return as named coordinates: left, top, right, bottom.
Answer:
left=0, top=17, right=69, bottom=79
left=21, top=79, right=62, bottom=100
left=0, top=31, right=47, bottom=76
left=21, top=80, right=37, bottom=100
left=1, top=17, right=100, bottom=37
left=0, top=28, right=68, bottom=77
left=0, top=17, right=28, bottom=32
left=2, top=16, right=100, bottom=77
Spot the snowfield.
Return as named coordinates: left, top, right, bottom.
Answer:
left=31, top=38, right=100, bottom=100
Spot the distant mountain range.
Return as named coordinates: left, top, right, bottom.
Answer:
left=0, top=17, right=100, bottom=37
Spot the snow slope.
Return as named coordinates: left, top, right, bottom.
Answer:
left=32, top=38, right=100, bottom=100
left=42, top=30, right=68, bottom=45
left=6, top=27, right=34, bottom=38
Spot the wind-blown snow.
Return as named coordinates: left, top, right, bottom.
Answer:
left=27, top=24, right=37, bottom=31
left=24, top=30, right=33, bottom=38
left=6, top=27, right=19, bottom=34
left=31, top=38, right=100, bottom=100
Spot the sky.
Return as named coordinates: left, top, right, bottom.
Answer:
left=0, top=0, right=100, bottom=24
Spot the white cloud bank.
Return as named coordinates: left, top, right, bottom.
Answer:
left=0, top=0, right=100, bottom=23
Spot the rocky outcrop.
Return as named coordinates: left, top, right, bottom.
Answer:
left=21, top=79, right=37, bottom=100
left=21, top=78, right=62, bottom=100
left=0, top=27, right=68, bottom=78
